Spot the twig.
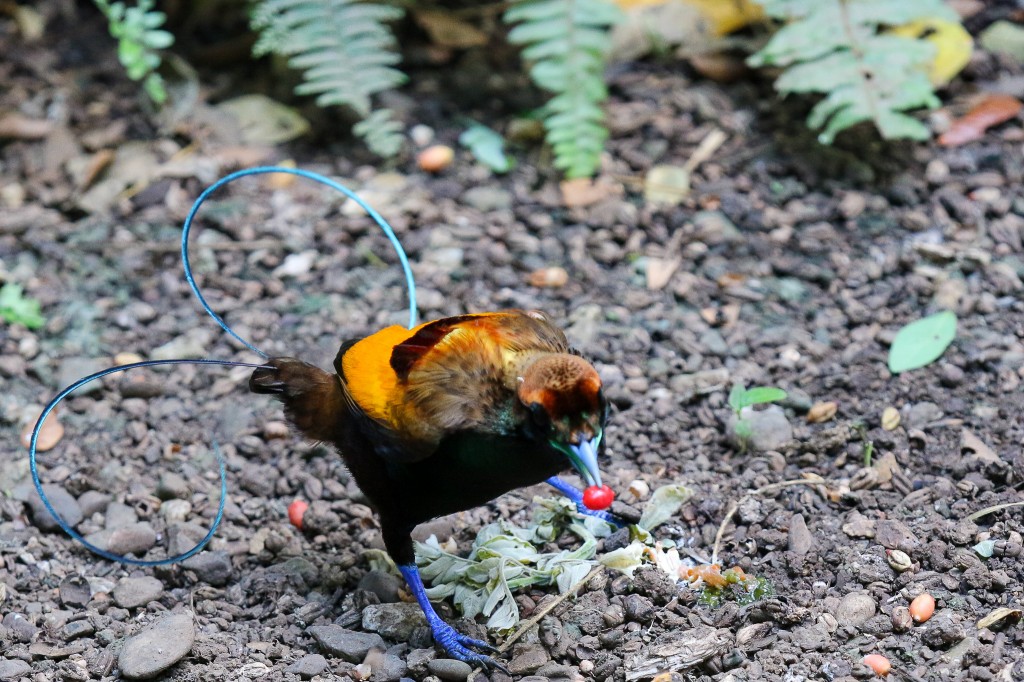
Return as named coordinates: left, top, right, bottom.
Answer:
left=497, top=564, right=603, bottom=653
left=967, top=501, right=1024, bottom=522
left=711, top=475, right=827, bottom=565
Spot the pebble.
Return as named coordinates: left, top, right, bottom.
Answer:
left=284, top=654, right=328, bottom=679
left=361, top=603, right=427, bottom=641
left=62, top=619, right=95, bottom=640
left=358, top=570, right=403, bottom=604
left=731, top=405, right=793, bottom=451
left=306, top=625, right=384, bottom=663
left=105, top=501, right=139, bottom=529
left=364, top=649, right=408, bottom=681
left=182, top=551, right=233, bottom=586
left=2, top=612, right=38, bottom=643
left=788, top=513, right=813, bottom=556
left=509, top=643, right=549, bottom=674
left=835, top=592, right=876, bottom=626
left=58, top=575, right=91, bottom=607
left=57, top=357, right=108, bottom=396
left=426, top=659, right=473, bottom=681
left=118, top=613, right=195, bottom=680
left=84, top=523, right=157, bottom=557
left=113, top=577, right=165, bottom=609
left=161, top=499, right=192, bottom=523
left=27, top=484, right=82, bottom=532
left=462, top=186, right=512, bottom=212
left=19, top=411, right=63, bottom=451
left=904, top=401, right=943, bottom=428
left=156, top=472, right=190, bottom=500
left=0, top=660, right=31, bottom=680
left=272, top=250, right=317, bottom=278
left=77, top=490, right=110, bottom=517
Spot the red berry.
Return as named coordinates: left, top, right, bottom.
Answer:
left=288, top=500, right=309, bottom=529
left=582, top=485, right=615, bottom=510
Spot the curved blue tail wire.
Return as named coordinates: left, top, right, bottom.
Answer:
left=29, top=359, right=268, bottom=566
left=182, top=166, right=419, bottom=359
left=35, top=166, right=419, bottom=567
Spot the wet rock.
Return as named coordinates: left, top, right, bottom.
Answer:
left=284, top=654, right=328, bottom=679
left=307, top=625, right=384, bottom=662
left=118, top=613, right=195, bottom=679
left=182, top=551, right=232, bottom=586
left=835, top=592, right=876, bottom=626
left=113, top=577, right=165, bottom=609
left=0, top=660, right=31, bottom=680
left=27, top=484, right=82, bottom=532
left=361, top=602, right=427, bottom=641
left=426, top=658, right=473, bottom=681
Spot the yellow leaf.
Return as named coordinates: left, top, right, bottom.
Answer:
left=613, top=0, right=763, bottom=36
left=888, top=18, right=973, bottom=85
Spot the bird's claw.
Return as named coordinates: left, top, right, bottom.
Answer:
left=574, top=502, right=626, bottom=528
left=432, top=621, right=508, bottom=672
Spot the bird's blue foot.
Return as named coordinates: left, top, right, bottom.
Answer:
left=399, top=564, right=508, bottom=672
left=546, top=476, right=626, bottom=527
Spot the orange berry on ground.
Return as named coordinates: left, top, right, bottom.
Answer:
left=288, top=500, right=309, bottom=529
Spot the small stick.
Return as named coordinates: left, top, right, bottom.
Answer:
left=711, top=475, right=827, bottom=565
left=967, top=500, right=1024, bottom=522
left=497, top=564, right=603, bottom=653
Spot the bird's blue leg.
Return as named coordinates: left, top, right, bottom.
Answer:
left=398, top=564, right=507, bottom=671
left=546, top=476, right=625, bottom=527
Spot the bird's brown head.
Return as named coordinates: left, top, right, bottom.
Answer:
left=518, top=353, right=607, bottom=486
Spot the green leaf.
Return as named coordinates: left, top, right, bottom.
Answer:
left=598, top=541, right=646, bottom=576
left=888, top=310, right=957, bottom=374
left=731, top=386, right=788, bottom=411
left=459, top=124, right=513, bottom=174
left=638, top=485, right=692, bottom=531
left=728, top=384, right=747, bottom=413
left=973, top=539, right=996, bottom=559
left=0, top=283, right=44, bottom=329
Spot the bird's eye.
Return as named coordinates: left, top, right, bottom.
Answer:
left=528, top=402, right=550, bottom=428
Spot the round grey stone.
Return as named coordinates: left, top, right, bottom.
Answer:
left=427, top=659, right=473, bottom=681
left=27, top=484, right=82, bottom=532
left=0, top=659, right=31, bottom=680
left=284, top=654, right=328, bottom=679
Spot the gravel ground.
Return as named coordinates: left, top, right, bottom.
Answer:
left=2, top=3, right=1023, bottom=682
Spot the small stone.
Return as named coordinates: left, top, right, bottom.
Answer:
left=892, top=606, right=913, bottom=632
left=361, top=602, right=427, bottom=641
left=182, top=551, right=232, bottom=586
left=113, top=577, right=165, bottom=609
left=27, top=484, right=83, bottom=532
left=284, top=654, right=328, bottom=679
left=358, top=570, right=404, bottom=604
left=624, top=594, right=656, bottom=623
left=509, top=644, right=549, bottom=675
left=835, top=592, right=876, bottom=626
left=272, top=250, right=317, bottom=278
left=160, top=499, right=192, bottom=523
left=77, top=490, right=110, bottom=517
left=105, top=501, right=139, bottom=529
left=57, top=357, right=108, bottom=396
left=905, top=402, right=943, bottom=428
left=62, top=619, right=95, bottom=640
left=730, top=405, right=793, bottom=451
left=366, top=650, right=408, bottom=682
left=59, top=576, right=92, bottom=607
left=155, top=472, right=190, bottom=501
left=0, top=660, right=31, bottom=680
left=462, top=186, right=512, bottom=212
left=117, top=613, right=195, bottom=680
left=881, top=406, right=901, bottom=431
left=788, top=513, right=813, bottom=557
left=426, top=659, right=473, bottom=681
left=2, top=612, right=38, bottom=643
left=20, top=411, right=63, bottom=452
left=306, top=625, right=384, bottom=663
left=85, top=523, right=157, bottom=557
left=406, top=648, right=436, bottom=677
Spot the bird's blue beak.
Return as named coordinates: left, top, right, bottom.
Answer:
left=567, top=434, right=603, bottom=488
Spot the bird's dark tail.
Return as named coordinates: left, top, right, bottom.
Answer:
left=250, top=358, right=345, bottom=443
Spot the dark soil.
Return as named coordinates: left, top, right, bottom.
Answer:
left=2, top=3, right=1023, bottom=682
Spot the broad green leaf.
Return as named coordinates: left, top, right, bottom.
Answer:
left=0, top=283, right=44, bottom=329
left=888, top=310, right=957, bottom=374
left=639, top=484, right=692, bottom=531
left=735, top=387, right=788, bottom=410
left=728, top=384, right=747, bottom=412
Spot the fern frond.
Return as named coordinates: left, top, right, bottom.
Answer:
left=251, top=0, right=407, bottom=155
left=749, top=0, right=959, bottom=143
left=505, top=0, right=622, bottom=178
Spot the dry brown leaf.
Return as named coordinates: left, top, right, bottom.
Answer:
left=0, top=113, right=53, bottom=140
left=939, top=94, right=1023, bottom=146
left=807, top=401, right=838, bottom=423
left=413, top=9, right=488, bottom=49
left=560, top=177, right=618, bottom=208
left=977, top=607, right=1022, bottom=630
left=78, top=149, right=116, bottom=192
